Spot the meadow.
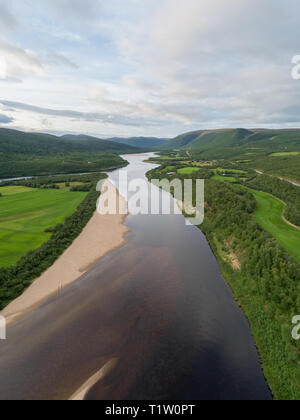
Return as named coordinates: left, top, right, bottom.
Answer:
left=0, top=186, right=87, bottom=267
left=0, top=186, right=36, bottom=195
left=216, top=168, right=246, bottom=174
left=270, top=152, right=299, bottom=157
left=212, top=174, right=237, bottom=182
left=177, top=167, right=204, bottom=175
left=249, top=189, right=300, bottom=263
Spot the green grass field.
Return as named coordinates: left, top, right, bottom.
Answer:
left=216, top=168, right=247, bottom=174
left=177, top=167, right=203, bottom=175
left=0, top=187, right=88, bottom=267
left=179, top=161, right=213, bottom=167
left=164, top=166, right=176, bottom=172
left=250, top=189, right=300, bottom=263
left=211, top=169, right=238, bottom=182
left=0, top=186, right=36, bottom=196
left=212, top=174, right=237, bottom=182
left=270, top=152, right=299, bottom=157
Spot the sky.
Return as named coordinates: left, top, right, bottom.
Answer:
left=0, top=0, right=300, bottom=138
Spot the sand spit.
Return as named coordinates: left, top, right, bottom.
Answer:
left=70, top=359, right=118, bottom=401
left=1, top=180, right=130, bottom=326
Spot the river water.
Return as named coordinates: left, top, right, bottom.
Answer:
left=0, top=153, right=271, bottom=400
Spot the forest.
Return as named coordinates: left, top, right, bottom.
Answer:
left=1, top=173, right=99, bottom=191
left=245, top=155, right=300, bottom=183
left=0, top=128, right=134, bottom=178
left=0, top=153, right=129, bottom=178
left=161, top=128, right=300, bottom=159
left=0, top=128, right=138, bottom=155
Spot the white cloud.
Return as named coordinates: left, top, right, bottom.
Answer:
left=1, top=0, right=300, bottom=136
left=0, top=39, right=45, bottom=80
left=40, top=52, right=78, bottom=69
left=0, top=113, right=13, bottom=124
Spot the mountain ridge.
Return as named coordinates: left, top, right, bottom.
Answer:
left=0, top=128, right=138, bottom=155
left=161, top=128, right=300, bottom=158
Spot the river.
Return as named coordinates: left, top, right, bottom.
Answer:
left=0, top=153, right=271, bottom=400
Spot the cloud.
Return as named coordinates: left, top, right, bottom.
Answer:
left=1, top=0, right=300, bottom=136
left=113, top=0, right=300, bottom=128
left=0, top=100, right=167, bottom=127
left=0, top=3, right=18, bottom=32
left=0, top=39, right=45, bottom=80
left=0, top=113, right=13, bottom=124
left=46, top=0, right=103, bottom=28
left=40, top=52, right=78, bottom=69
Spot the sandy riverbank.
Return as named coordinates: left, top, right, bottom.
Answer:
left=1, top=180, right=130, bottom=326
left=70, top=358, right=118, bottom=400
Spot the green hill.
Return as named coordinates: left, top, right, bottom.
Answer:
left=183, top=129, right=254, bottom=150
left=162, top=128, right=300, bottom=159
left=63, top=134, right=168, bottom=150
left=0, top=129, right=137, bottom=178
left=108, top=136, right=168, bottom=149
left=0, top=130, right=137, bottom=155
left=161, top=130, right=206, bottom=150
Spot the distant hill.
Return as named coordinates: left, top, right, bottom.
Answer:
left=0, top=129, right=139, bottom=179
left=108, top=137, right=168, bottom=149
left=0, top=129, right=138, bottom=156
left=161, top=131, right=206, bottom=150
left=161, top=128, right=300, bottom=159
left=63, top=134, right=168, bottom=149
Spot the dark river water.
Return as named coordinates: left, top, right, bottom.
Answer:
left=0, top=153, right=271, bottom=400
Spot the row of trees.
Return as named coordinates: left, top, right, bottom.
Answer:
left=1, top=173, right=102, bottom=190
left=0, top=153, right=128, bottom=178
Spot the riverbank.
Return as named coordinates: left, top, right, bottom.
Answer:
left=200, top=196, right=300, bottom=400
left=198, top=228, right=275, bottom=396
left=146, top=164, right=300, bottom=399
left=1, top=180, right=130, bottom=326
